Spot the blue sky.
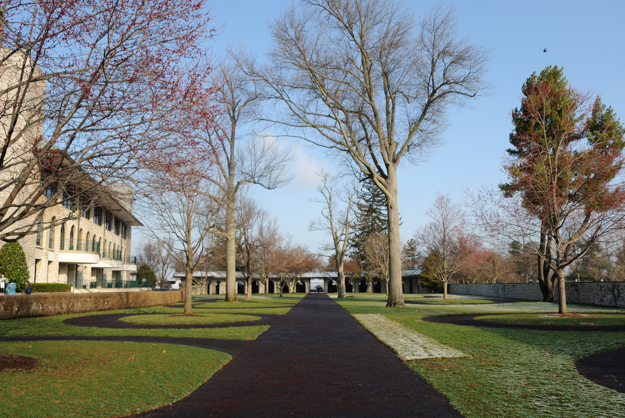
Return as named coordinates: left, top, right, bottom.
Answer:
left=135, top=0, right=625, bottom=256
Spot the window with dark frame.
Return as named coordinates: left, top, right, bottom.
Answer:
left=122, top=223, right=127, bottom=239
left=114, top=218, right=120, bottom=235
left=36, top=217, right=42, bottom=246
left=93, top=207, right=102, bottom=226
left=105, top=213, right=112, bottom=231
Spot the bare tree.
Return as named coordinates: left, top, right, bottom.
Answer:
left=363, top=233, right=390, bottom=294
left=138, top=162, right=221, bottom=314
left=244, top=1, right=489, bottom=307
left=309, top=171, right=356, bottom=298
left=417, top=194, right=481, bottom=299
left=136, top=241, right=174, bottom=283
left=235, top=193, right=280, bottom=300
left=190, top=61, right=291, bottom=303
left=273, top=244, right=319, bottom=296
left=0, top=0, right=216, bottom=241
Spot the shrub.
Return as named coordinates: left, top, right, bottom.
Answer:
left=137, top=264, right=157, bottom=287
left=0, top=242, right=30, bottom=291
left=31, top=283, right=71, bottom=293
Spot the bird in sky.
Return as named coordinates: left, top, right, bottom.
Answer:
left=543, top=48, right=547, bottom=53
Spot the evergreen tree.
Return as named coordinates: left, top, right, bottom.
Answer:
left=0, top=242, right=30, bottom=291
left=349, top=179, right=388, bottom=271
left=401, top=239, right=420, bottom=270
left=136, top=264, right=157, bottom=287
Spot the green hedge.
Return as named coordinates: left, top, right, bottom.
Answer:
left=31, top=283, right=70, bottom=293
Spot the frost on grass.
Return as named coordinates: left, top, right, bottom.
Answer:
left=354, top=314, right=468, bottom=360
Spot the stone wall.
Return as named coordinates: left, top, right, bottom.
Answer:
left=0, top=290, right=184, bottom=320
left=449, top=282, right=625, bottom=308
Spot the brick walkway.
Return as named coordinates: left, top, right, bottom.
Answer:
left=138, top=294, right=462, bottom=418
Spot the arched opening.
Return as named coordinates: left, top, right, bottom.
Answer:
left=296, top=280, right=306, bottom=293
left=85, top=232, right=90, bottom=251
left=48, top=217, right=56, bottom=249
left=98, top=238, right=102, bottom=254
left=215, top=281, right=220, bottom=294
left=78, top=228, right=83, bottom=250
left=59, top=225, right=65, bottom=250
left=373, top=280, right=382, bottom=293
left=328, top=280, right=337, bottom=293
left=282, top=284, right=290, bottom=294
left=69, top=226, right=75, bottom=250
left=252, top=280, right=260, bottom=294
left=345, top=280, right=353, bottom=293
left=92, top=235, right=97, bottom=252
left=358, top=280, right=367, bottom=292
left=104, top=239, right=107, bottom=257
left=237, top=280, right=245, bottom=294
left=268, top=281, right=275, bottom=293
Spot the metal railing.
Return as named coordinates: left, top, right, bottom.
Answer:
left=60, top=240, right=100, bottom=252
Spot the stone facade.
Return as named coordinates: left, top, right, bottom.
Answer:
left=0, top=49, right=140, bottom=290
left=11, top=200, right=139, bottom=290
left=449, top=282, right=625, bottom=308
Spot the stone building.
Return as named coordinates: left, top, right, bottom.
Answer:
left=0, top=48, right=141, bottom=290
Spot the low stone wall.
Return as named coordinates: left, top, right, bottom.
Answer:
left=0, top=290, right=184, bottom=320
left=449, top=282, right=625, bottom=308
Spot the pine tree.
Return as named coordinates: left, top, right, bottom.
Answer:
left=350, top=179, right=388, bottom=270
left=0, top=242, right=30, bottom=291
left=137, top=264, right=157, bottom=287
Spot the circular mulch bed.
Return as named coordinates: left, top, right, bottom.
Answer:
left=421, top=313, right=625, bottom=332
left=0, top=354, right=39, bottom=372
left=576, top=348, right=625, bottom=393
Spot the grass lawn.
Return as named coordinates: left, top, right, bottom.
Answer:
left=0, top=307, right=267, bottom=340
left=0, top=340, right=230, bottom=417
left=336, top=294, right=625, bottom=418
left=475, top=313, right=625, bottom=327
left=120, top=313, right=261, bottom=325
left=407, top=298, right=495, bottom=304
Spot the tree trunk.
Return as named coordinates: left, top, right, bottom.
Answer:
left=366, top=278, right=372, bottom=293
left=385, top=166, right=404, bottom=307
left=279, top=280, right=283, bottom=297
left=224, top=193, right=237, bottom=303
left=443, top=280, right=448, bottom=300
left=184, top=270, right=193, bottom=315
left=557, top=269, right=567, bottom=314
left=245, top=275, right=252, bottom=300
left=337, top=260, right=346, bottom=298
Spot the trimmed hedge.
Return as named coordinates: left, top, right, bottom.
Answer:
left=31, top=283, right=70, bottom=293
left=0, top=290, right=184, bottom=320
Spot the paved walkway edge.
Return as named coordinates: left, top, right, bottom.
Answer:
left=354, top=314, right=468, bottom=360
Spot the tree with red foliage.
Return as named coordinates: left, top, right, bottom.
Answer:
left=471, top=67, right=625, bottom=313
left=0, top=0, right=216, bottom=241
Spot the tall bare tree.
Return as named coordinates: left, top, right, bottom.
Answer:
left=191, top=62, right=290, bottom=303
left=244, top=1, right=489, bottom=306
left=362, top=232, right=391, bottom=294
left=309, top=171, right=356, bottom=298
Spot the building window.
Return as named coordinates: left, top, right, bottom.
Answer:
left=93, top=207, right=102, bottom=226
left=36, top=217, right=42, bottom=246
left=114, top=218, right=121, bottom=235
left=43, top=184, right=56, bottom=199
left=82, top=206, right=90, bottom=220
left=121, top=223, right=127, bottom=239
left=63, top=190, right=73, bottom=210
left=69, top=226, right=75, bottom=250
left=105, top=213, right=112, bottom=231
left=48, top=217, right=56, bottom=249
left=60, top=225, right=65, bottom=250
